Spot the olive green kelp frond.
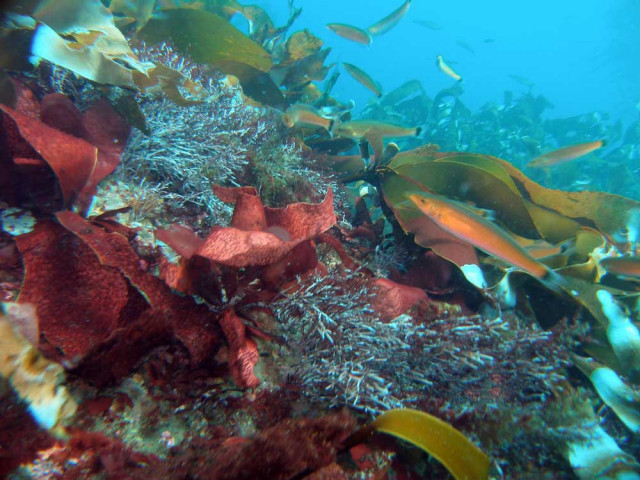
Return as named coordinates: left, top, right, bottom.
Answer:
left=138, top=8, right=271, bottom=72
left=381, top=149, right=640, bottom=249
left=374, top=148, right=640, bottom=349
left=138, top=8, right=285, bottom=107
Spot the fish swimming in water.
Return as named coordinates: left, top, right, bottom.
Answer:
left=342, top=62, right=382, bottom=98
left=282, top=104, right=335, bottom=133
left=413, top=19, right=441, bottom=30
left=527, top=139, right=607, bottom=168
left=598, top=256, right=640, bottom=280
left=456, top=40, right=475, bottom=54
left=508, top=74, right=535, bottom=89
left=408, top=192, right=566, bottom=290
left=366, top=0, right=412, bottom=36
left=318, top=100, right=355, bottom=118
left=335, top=119, right=421, bottom=139
left=436, top=54, right=462, bottom=82
left=335, top=119, right=420, bottom=165
left=326, top=23, right=372, bottom=46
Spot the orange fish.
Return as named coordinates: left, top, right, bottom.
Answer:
left=326, top=23, right=372, bottom=46
left=335, top=119, right=421, bottom=139
left=527, top=140, right=606, bottom=168
left=282, top=104, right=334, bottom=132
left=409, top=192, right=565, bottom=290
left=599, top=256, right=640, bottom=279
left=436, top=54, right=462, bottom=82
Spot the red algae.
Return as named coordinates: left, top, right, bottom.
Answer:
left=0, top=390, right=55, bottom=478
left=0, top=16, right=596, bottom=477
left=218, top=309, right=261, bottom=389
left=370, top=277, right=428, bottom=322
left=157, top=187, right=337, bottom=299
left=0, top=86, right=129, bottom=212
left=197, top=187, right=336, bottom=267
left=12, top=212, right=226, bottom=385
left=48, top=430, right=161, bottom=480
left=16, top=220, right=129, bottom=366
left=205, top=410, right=357, bottom=480
left=0, top=104, right=97, bottom=207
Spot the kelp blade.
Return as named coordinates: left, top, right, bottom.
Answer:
left=370, top=408, right=490, bottom=480
left=138, top=8, right=285, bottom=107
left=385, top=151, right=540, bottom=239
left=138, top=8, right=272, bottom=72
left=384, top=148, right=640, bottom=246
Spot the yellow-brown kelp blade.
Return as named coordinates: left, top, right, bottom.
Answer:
left=132, top=63, right=208, bottom=106
left=373, top=147, right=640, bottom=335
left=0, top=308, right=77, bottom=438
left=202, top=0, right=244, bottom=20
left=383, top=152, right=540, bottom=244
left=382, top=150, right=640, bottom=246
left=495, top=155, right=640, bottom=239
left=138, top=8, right=285, bottom=107
left=363, top=408, right=490, bottom=480
left=280, top=29, right=324, bottom=64
left=109, top=0, right=155, bottom=32
left=380, top=79, right=424, bottom=107
left=14, top=0, right=150, bottom=88
left=33, top=0, right=149, bottom=71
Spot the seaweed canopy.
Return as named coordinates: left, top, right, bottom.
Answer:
left=324, top=133, right=640, bottom=357
left=2, top=0, right=341, bottom=114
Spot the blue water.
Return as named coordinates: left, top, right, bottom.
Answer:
left=245, top=0, right=640, bottom=125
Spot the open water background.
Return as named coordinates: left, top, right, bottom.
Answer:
left=241, top=0, right=640, bottom=126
